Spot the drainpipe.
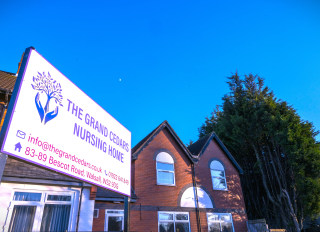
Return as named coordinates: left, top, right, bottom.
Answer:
left=192, top=163, right=202, bottom=232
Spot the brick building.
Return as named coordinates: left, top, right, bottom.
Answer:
left=0, top=68, right=247, bottom=231
left=93, top=121, right=248, bottom=232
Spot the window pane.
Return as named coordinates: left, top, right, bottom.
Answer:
left=159, top=212, right=174, bottom=220
left=221, top=222, right=233, bottom=232
left=13, top=192, right=41, bottom=202
left=221, top=214, right=231, bottom=222
left=40, top=204, right=71, bottom=232
left=212, top=177, right=226, bottom=189
left=211, top=170, right=225, bottom=178
left=108, top=216, right=123, bottom=231
left=159, top=222, right=174, bottom=232
left=47, top=195, right=71, bottom=201
left=210, top=161, right=224, bottom=171
left=8, top=205, right=36, bottom=232
left=176, top=222, right=189, bottom=232
left=158, top=171, right=174, bottom=185
left=207, top=213, right=219, bottom=221
left=208, top=222, right=221, bottom=232
left=157, top=162, right=174, bottom=171
left=93, top=209, right=99, bottom=218
left=176, top=214, right=188, bottom=220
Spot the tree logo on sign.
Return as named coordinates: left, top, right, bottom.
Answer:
left=31, top=72, right=63, bottom=124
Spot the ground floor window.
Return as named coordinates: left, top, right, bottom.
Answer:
left=6, top=191, right=74, bottom=232
left=207, top=213, right=234, bottom=232
left=105, top=210, right=124, bottom=232
left=158, top=211, right=190, bottom=232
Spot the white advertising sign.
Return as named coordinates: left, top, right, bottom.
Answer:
left=1, top=49, right=131, bottom=196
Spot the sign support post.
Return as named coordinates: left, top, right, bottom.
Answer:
left=124, top=196, right=130, bottom=232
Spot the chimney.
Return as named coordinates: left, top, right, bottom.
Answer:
left=17, top=47, right=35, bottom=76
left=16, top=52, right=24, bottom=76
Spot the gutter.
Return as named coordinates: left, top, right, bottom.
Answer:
left=95, top=197, right=137, bottom=203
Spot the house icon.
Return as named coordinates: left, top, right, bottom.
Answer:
left=15, top=142, right=22, bottom=152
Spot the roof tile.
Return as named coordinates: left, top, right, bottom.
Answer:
left=0, top=70, right=16, bottom=92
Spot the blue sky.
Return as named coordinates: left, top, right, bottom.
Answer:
left=1, top=0, right=320, bottom=146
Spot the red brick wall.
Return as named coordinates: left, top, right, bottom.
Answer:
left=199, top=211, right=209, bottom=231
left=93, top=204, right=199, bottom=232
left=195, top=139, right=248, bottom=232
left=94, top=128, right=196, bottom=232
left=93, top=129, right=248, bottom=232
left=133, top=128, right=193, bottom=206
left=130, top=210, right=158, bottom=232
left=189, top=211, right=200, bottom=232
left=92, top=205, right=105, bottom=232
left=233, top=212, right=248, bottom=232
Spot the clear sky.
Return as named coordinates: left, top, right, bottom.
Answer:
left=1, top=0, right=320, bottom=146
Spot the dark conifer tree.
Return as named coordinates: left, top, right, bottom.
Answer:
left=199, top=73, right=320, bottom=231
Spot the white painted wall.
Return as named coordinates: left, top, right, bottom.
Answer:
left=0, top=185, right=12, bottom=231
left=78, top=187, right=95, bottom=231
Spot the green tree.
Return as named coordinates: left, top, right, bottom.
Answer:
left=199, top=73, right=320, bottom=231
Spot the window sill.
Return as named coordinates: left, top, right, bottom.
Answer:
left=156, top=183, right=176, bottom=187
left=212, top=188, right=228, bottom=191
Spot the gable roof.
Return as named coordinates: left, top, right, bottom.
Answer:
left=132, top=120, right=194, bottom=163
left=0, top=70, right=17, bottom=93
left=188, top=132, right=243, bottom=174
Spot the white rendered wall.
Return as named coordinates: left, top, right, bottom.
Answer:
left=78, top=187, right=94, bottom=231
left=0, top=185, right=12, bottom=231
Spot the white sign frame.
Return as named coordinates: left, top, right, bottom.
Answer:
left=0, top=48, right=131, bottom=196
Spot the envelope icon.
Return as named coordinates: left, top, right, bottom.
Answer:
left=16, top=130, right=26, bottom=139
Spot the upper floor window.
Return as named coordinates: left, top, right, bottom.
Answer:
left=156, top=152, right=175, bottom=186
left=210, top=160, right=227, bottom=190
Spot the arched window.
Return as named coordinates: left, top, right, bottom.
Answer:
left=180, top=187, right=214, bottom=208
left=210, top=160, right=227, bottom=190
left=156, top=152, right=175, bottom=186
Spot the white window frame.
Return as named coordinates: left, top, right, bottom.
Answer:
left=156, top=161, right=176, bottom=186
left=206, top=212, right=234, bottom=232
left=210, top=160, right=228, bottom=191
left=158, top=211, right=190, bottom=232
left=105, top=209, right=124, bottom=232
left=4, top=190, right=75, bottom=232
